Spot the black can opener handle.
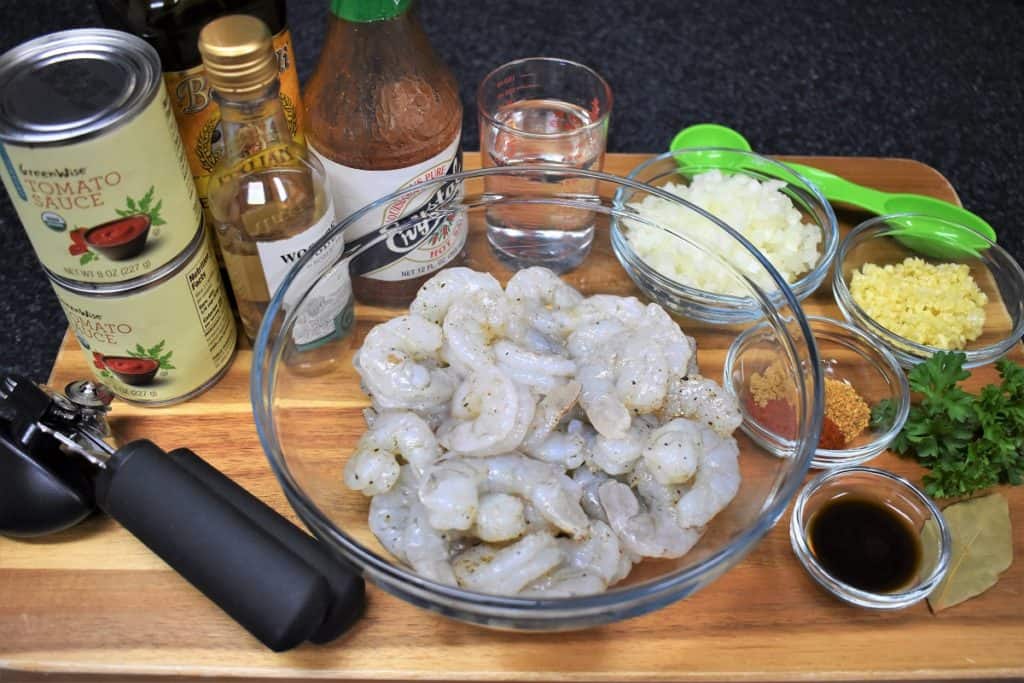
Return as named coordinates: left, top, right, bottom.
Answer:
left=93, top=440, right=364, bottom=651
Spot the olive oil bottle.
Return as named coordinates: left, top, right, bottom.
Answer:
left=200, top=15, right=351, bottom=370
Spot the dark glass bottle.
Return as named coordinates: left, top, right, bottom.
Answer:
left=96, top=0, right=304, bottom=225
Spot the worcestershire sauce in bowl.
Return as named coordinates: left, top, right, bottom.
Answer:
left=808, top=496, right=922, bottom=593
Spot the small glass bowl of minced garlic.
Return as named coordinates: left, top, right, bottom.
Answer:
left=724, top=316, right=910, bottom=469
left=833, top=214, right=1024, bottom=369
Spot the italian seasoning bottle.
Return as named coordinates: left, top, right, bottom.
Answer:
left=200, top=15, right=351, bottom=368
left=303, top=0, right=465, bottom=306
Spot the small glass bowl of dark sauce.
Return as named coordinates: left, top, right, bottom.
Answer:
left=790, top=466, right=952, bottom=609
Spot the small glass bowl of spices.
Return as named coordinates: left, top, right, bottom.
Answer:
left=790, top=466, right=952, bottom=609
left=834, top=214, right=1024, bottom=369
left=724, top=316, right=909, bottom=468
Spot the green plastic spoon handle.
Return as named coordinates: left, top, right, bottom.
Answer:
left=783, top=161, right=890, bottom=213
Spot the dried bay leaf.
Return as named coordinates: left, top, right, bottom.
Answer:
left=922, top=493, right=1013, bottom=612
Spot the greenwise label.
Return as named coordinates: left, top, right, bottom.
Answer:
left=0, top=86, right=202, bottom=285
left=53, top=231, right=237, bottom=406
left=330, top=0, right=411, bottom=22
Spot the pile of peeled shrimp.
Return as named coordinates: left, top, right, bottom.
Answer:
left=344, top=266, right=743, bottom=597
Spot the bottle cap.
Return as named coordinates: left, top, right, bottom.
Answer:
left=331, top=0, right=411, bottom=22
left=198, top=15, right=278, bottom=98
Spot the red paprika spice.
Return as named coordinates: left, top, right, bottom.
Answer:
left=746, top=396, right=797, bottom=439
left=818, top=416, right=846, bottom=450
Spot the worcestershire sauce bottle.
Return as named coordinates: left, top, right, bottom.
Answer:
left=303, top=0, right=465, bottom=307
left=96, top=0, right=305, bottom=229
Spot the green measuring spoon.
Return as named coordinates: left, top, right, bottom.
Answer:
left=670, top=123, right=996, bottom=258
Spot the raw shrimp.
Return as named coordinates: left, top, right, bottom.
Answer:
left=566, top=317, right=628, bottom=359
left=452, top=532, right=563, bottom=594
left=521, top=500, right=557, bottom=535
left=575, top=330, right=677, bottom=435
left=347, top=266, right=745, bottom=594
left=505, top=267, right=583, bottom=337
left=521, top=568, right=607, bottom=597
left=520, top=521, right=631, bottom=598
left=494, top=339, right=576, bottom=393
left=474, top=492, right=527, bottom=542
left=354, top=314, right=455, bottom=413
left=418, top=460, right=480, bottom=531
left=684, top=334, right=700, bottom=377
left=570, top=306, right=692, bottom=431
left=441, top=289, right=512, bottom=373
left=674, top=426, right=741, bottom=529
left=588, top=418, right=652, bottom=476
left=521, top=382, right=580, bottom=453
left=577, top=361, right=631, bottom=439
left=527, top=431, right=586, bottom=469
left=572, top=464, right=610, bottom=523
left=568, top=294, right=646, bottom=330
left=639, top=303, right=694, bottom=377
left=410, top=267, right=502, bottom=325
left=470, top=453, right=589, bottom=538
left=438, top=366, right=534, bottom=457
left=558, top=520, right=632, bottom=586
left=661, top=375, right=743, bottom=436
left=628, top=460, right=686, bottom=509
left=642, top=418, right=702, bottom=486
left=369, top=467, right=456, bottom=584
left=344, top=411, right=440, bottom=495
left=598, top=480, right=701, bottom=558
left=614, top=333, right=669, bottom=414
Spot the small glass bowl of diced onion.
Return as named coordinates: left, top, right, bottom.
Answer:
left=611, top=149, right=838, bottom=324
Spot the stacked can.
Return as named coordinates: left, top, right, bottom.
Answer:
left=0, top=29, right=237, bottom=405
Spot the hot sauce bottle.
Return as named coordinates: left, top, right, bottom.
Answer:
left=303, top=0, right=465, bottom=307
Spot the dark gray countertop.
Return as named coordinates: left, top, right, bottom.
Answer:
left=1, top=0, right=1021, bottom=381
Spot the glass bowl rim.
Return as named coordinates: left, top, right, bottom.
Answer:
left=789, top=465, right=952, bottom=609
left=475, top=56, right=613, bottom=138
left=832, top=213, right=1024, bottom=366
left=250, top=164, right=825, bottom=612
left=724, top=314, right=911, bottom=468
left=610, top=148, right=840, bottom=307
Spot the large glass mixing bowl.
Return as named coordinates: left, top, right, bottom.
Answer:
left=252, top=166, right=823, bottom=630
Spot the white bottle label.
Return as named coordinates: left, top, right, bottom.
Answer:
left=309, top=132, right=467, bottom=282
left=256, top=199, right=352, bottom=347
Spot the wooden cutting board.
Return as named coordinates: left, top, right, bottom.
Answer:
left=1, top=154, right=1022, bottom=682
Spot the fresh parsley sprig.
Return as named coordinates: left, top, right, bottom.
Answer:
left=872, top=351, right=1024, bottom=498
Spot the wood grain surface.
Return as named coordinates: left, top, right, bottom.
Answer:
left=1, top=154, right=1021, bottom=682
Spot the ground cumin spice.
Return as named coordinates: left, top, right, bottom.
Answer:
left=748, top=360, right=793, bottom=407
left=747, top=362, right=871, bottom=449
left=824, top=378, right=872, bottom=444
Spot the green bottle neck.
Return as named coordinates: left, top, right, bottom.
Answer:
left=330, top=0, right=412, bottom=22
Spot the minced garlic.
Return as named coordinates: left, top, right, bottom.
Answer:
left=849, top=257, right=987, bottom=350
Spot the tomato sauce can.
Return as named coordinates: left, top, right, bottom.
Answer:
left=0, top=29, right=203, bottom=285
left=49, top=225, right=237, bottom=406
